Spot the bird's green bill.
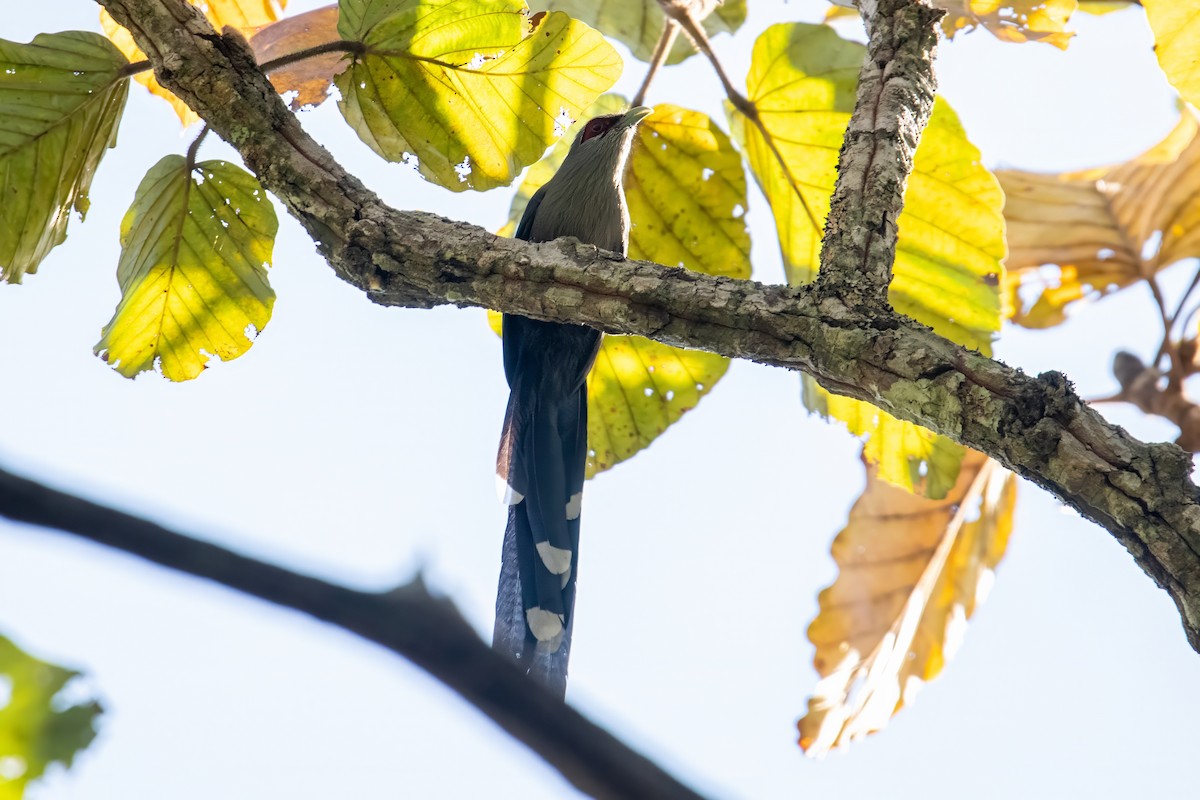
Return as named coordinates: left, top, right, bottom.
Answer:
left=620, top=106, right=654, bottom=128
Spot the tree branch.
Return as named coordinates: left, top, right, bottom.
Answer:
left=0, top=464, right=707, bottom=800
left=93, top=0, right=1200, bottom=651
left=816, top=0, right=943, bottom=306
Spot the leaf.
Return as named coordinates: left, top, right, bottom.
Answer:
left=1000, top=111, right=1200, bottom=328
left=250, top=5, right=345, bottom=110
left=1076, top=0, right=1135, bottom=14
left=95, top=156, right=278, bottom=381
left=335, top=0, right=622, bottom=192
left=824, top=6, right=861, bottom=22
left=0, top=636, right=102, bottom=799
left=935, top=0, right=1077, bottom=48
left=100, top=0, right=287, bottom=126
left=799, top=451, right=1016, bottom=757
left=494, top=95, right=750, bottom=476
left=530, top=0, right=746, bottom=65
left=730, top=23, right=1005, bottom=497
left=803, top=381, right=967, bottom=499
left=1143, top=1, right=1200, bottom=112
left=0, top=32, right=129, bottom=283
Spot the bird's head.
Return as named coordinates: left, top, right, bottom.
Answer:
left=562, top=106, right=653, bottom=176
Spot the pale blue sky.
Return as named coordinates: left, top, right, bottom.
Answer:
left=2, top=2, right=1198, bottom=799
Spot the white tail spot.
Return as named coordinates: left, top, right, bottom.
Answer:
left=496, top=473, right=523, bottom=505
left=536, top=542, right=572, bottom=574
left=526, top=607, right=564, bottom=641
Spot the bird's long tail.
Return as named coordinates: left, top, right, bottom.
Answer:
left=493, top=380, right=588, bottom=697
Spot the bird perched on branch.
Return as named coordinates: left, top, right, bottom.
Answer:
left=494, top=106, right=653, bottom=696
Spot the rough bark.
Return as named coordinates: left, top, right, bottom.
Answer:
left=91, top=0, right=1200, bottom=652
left=816, top=0, right=943, bottom=306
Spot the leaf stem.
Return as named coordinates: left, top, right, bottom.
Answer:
left=632, top=22, right=678, bottom=107
left=258, top=40, right=365, bottom=74
left=119, top=59, right=151, bottom=78
left=116, top=39, right=363, bottom=82
left=186, top=125, right=210, bottom=169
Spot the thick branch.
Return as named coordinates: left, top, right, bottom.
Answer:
left=94, top=0, right=1200, bottom=651
left=816, top=0, right=943, bottom=306
left=0, top=465, right=706, bottom=800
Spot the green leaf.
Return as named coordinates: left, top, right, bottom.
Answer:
left=729, top=23, right=1006, bottom=497
left=0, top=31, right=129, bottom=283
left=529, top=0, right=745, bottom=65
left=335, top=0, right=622, bottom=192
left=0, top=636, right=102, bottom=800
left=495, top=94, right=750, bottom=476
left=95, top=156, right=278, bottom=381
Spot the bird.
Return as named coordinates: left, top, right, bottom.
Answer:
left=493, top=105, right=653, bottom=696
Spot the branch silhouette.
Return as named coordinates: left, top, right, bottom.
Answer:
left=0, top=463, right=706, bottom=800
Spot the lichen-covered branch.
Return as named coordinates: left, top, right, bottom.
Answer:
left=93, top=0, right=1200, bottom=652
left=0, top=464, right=707, bottom=800
left=816, top=0, right=943, bottom=306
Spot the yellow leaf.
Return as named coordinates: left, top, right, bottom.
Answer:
left=628, top=104, right=751, bottom=280
left=530, top=0, right=745, bottom=65
left=100, top=1, right=286, bottom=126
left=730, top=23, right=1005, bottom=497
left=335, top=0, right=622, bottom=192
left=0, top=32, right=129, bottom=282
left=585, top=336, right=728, bottom=477
left=250, top=5, right=345, bottom=110
left=95, top=157, right=278, bottom=381
left=804, top=381, right=967, bottom=499
left=799, top=451, right=1016, bottom=756
left=493, top=95, right=749, bottom=476
left=1000, top=111, right=1200, bottom=327
left=1077, top=0, right=1135, bottom=14
left=936, top=0, right=1077, bottom=48
left=1144, top=0, right=1200, bottom=111
left=824, top=6, right=860, bottom=22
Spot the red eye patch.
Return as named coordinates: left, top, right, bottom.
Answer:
left=580, top=116, right=617, bottom=142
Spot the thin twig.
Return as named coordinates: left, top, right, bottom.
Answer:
left=1155, top=261, right=1200, bottom=366
left=1147, top=274, right=1185, bottom=385
left=658, top=3, right=824, bottom=255
left=663, top=6, right=753, bottom=115
left=632, top=22, right=678, bottom=107
left=0, top=465, right=707, bottom=800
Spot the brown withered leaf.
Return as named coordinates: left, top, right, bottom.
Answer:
left=250, top=5, right=343, bottom=110
left=1000, top=111, right=1200, bottom=327
left=937, top=0, right=1076, bottom=48
left=100, top=0, right=286, bottom=125
left=799, top=450, right=1015, bottom=757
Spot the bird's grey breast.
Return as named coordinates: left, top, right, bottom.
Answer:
left=530, top=172, right=629, bottom=255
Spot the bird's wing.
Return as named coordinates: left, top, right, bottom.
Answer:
left=514, top=184, right=548, bottom=243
